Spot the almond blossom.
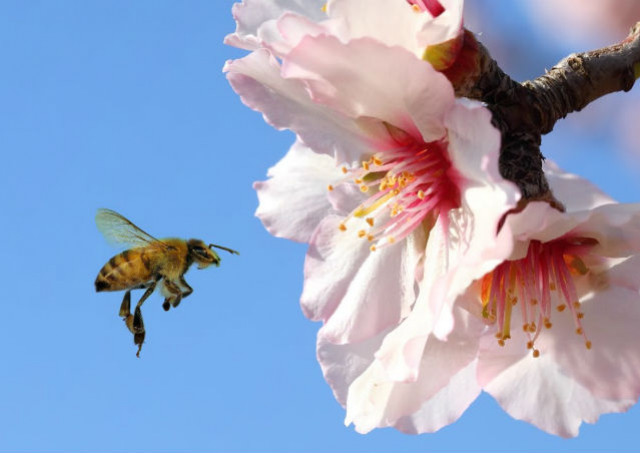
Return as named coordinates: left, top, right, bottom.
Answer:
left=332, top=165, right=640, bottom=437
left=226, top=0, right=520, bottom=346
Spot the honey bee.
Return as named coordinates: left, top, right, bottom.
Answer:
left=94, top=208, right=238, bottom=357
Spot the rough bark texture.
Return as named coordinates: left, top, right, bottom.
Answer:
left=446, top=23, right=640, bottom=203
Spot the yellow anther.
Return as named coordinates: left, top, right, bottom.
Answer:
left=557, top=304, right=566, bottom=312
left=526, top=341, right=534, bottom=350
left=497, top=339, right=505, bottom=347
left=366, top=234, right=374, bottom=242
left=358, top=230, right=366, bottom=238
left=528, top=323, right=537, bottom=333
left=586, top=341, right=592, bottom=350
left=495, top=332, right=502, bottom=339
left=354, top=178, right=363, bottom=184
left=411, top=3, right=421, bottom=12
left=550, top=283, right=556, bottom=291
left=321, top=3, right=327, bottom=13
left=533, top=349, right=540, bottom=358
left=522, top=324, right=529, bottom=332
left=577, top=312, right=585, bottom=319
left=373, top=156, right=383, bottom=166
left=341, top=166, right=348, bottom=174
left=327, top=184, right=334, bottom=191
left=573, top=301, right=581, bottom=309
left=388, top=236, right=396, bottom=244
left=530, top=298, right=537, bottom=305
left=576, top=327, right=583, bottom=335
left=360, top=185, right=369, bottom=193
left=370, top=245, right=377, bottom=252
left=362, top=161, right=370, bottom=171
left=417, top=190, right=425, bottom=200
left=339, top=224, right=347, bottom=232
left=366, top=217, right=374, bottom=227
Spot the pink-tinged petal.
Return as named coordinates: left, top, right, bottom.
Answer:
left=317, top=329, right=388, bottom=406
left=480, top=338, right=635, bottom=438
left=394, top=360, right=480, bottom=434
left=549, top=256, right=640, bottom=401
left=544, top=161, right=615, bottom=210
left=373, top=216, right=453, bottom=381
left=344, top=307, right=482, bottom=433
left=417, top=99, right=520, bottom=338
left=571, top=203, right=640, bottom=257
left=326, top=0, right=442, bottom=57
left=282, top=36, right=454, bottom=142
left=301, top=216, right=425, bottom=344
left=267, top=12, right=330, bottom=56
left=225, top=0, right=326, bottom=51
left=416, top=0, right=464, bottom=50
left=254, top=140, right=341, bottom=242
left=225, top=49, right=387, bottom=163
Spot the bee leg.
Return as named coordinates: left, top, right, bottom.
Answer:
left=179, top=276, right=193, bottom=299
left=163, top=280, right=182, bottom=310
left=133, top=307, right=145, bottom=357
left=119, top=290, right=131, bottom=317
left=135, top=280, right=157, bottom=309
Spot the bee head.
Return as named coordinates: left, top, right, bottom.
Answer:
left=187, top=240, right=239, bottom=270
left=188, top=239, right=221, bottom=269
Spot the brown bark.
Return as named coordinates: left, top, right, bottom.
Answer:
left=447, top=23, right=640, bottom=203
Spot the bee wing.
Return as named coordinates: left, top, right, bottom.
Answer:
left=96, top=208, right=168, bottom=249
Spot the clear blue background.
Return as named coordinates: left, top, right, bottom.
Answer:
left=0, top=1, right=639, bottom=451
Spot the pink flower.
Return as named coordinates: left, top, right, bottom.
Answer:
left=225, top=0, right=521, bottom=346
left=333, top=165, right=640, bottom=436
left=226, top=0, right=463, bottom=61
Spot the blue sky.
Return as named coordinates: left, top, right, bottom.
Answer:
left=1, top=1, right=639, bottom=451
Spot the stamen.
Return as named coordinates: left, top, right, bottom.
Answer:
left=478, top=238, right=597, bottom=357
left=333, top=130, right=460, bottom=250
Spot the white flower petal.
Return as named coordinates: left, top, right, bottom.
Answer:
left=345, top=307, right=482, bottom=433
left=301, top=216, right=424, bottom=344
left=254, top=140, right=340, bottom=242
left=225, top=0, right=326, bottom=50
left=282, top=36, right=454, bottom=142
left=394, top=360, right=480, bottom=434
left=327, top=0, right=439, bottom=57
left=225, top=49, right=385, bottom=163
left=317, top=329, right=388, bottom=406
left=549, top=256, right=640, bottom=401
left=544, top=161, right=615, bottom=210
left=480, top=340, right=635, bottom=438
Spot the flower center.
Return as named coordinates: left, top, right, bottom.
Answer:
left=480, top=238, right=597, bottom=357
left=331, top=124, right=460, bottom=251
left=406, top=0, right=445, bottom=17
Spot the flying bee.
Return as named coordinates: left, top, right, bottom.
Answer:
left=94, top=208, right=238, bottom=357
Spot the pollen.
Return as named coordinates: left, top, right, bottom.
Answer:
left=338, top=223, right=347, bottom=232
left=330, top=131, right=460, bottom=253
left=327, top=184, right=334, bottom=191
left=370, top=245, right=377, bottom=252
left=358, top=230, right=366, bottom=238
left=479, top=238, right=597, bottom=358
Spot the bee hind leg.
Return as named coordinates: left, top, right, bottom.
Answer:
left=119, top=290, right=131, bottom=317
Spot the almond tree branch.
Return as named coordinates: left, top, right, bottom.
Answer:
left=447, top=23, right=640, bottom=203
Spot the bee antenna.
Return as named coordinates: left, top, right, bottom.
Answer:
left=209, top=243, right=239, bottom=255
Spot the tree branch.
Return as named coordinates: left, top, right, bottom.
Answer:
left=446, top=22, right=640, bottom=203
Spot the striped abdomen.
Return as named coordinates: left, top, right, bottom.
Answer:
left=95, top=248, right=154, bottom=292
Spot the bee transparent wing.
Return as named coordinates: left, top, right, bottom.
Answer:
left=96, top=208, right=167, bottom=249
